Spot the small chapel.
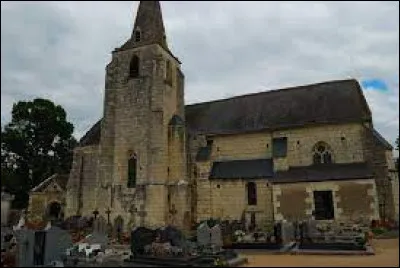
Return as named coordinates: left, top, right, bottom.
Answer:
left=29, top=1, right=399, bottom=232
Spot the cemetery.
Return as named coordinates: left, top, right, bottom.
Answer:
left=2, top=210, right=399, bottom=267
left=221, top=221, right=296, bottom=253
left=125, top=221, right=248, bottom=267
left=291, top=220, right=375, bottom=255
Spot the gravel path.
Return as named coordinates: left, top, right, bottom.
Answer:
left=240, top=239, right=399, bottom=267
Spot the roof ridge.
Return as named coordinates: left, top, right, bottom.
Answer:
left=186, top=78, right=358, bottom=107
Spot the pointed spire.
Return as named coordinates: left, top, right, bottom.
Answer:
left=131, top=1, right=167, bottom=48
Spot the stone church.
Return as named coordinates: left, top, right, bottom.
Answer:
left=29, top=1, right=398, bottom=231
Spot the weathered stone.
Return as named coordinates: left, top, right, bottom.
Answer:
left=30, top=0, right=396, bottom=233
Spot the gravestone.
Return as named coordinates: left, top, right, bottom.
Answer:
left=163, top=226, right=185, bottom=248
left=210, top=224, right=223, bottom=249
left=44, top=226, right=73, bottom=264
left=197, top=222, right=211, bottom=247
left=93, top=216, right=107, bottom=234
left=15, top=229, right=35, bottom=267
left=273, top=222, right=282, bottom=244
left=305, top=219, right=319, bottom=239
left=15, top=227, right=72, bottom=267
left=131, top=227, right=156, bottom=256
left=114, top=215, right=124, bottom=242
left=280, top=221, right=295, bottom=244
left=88, top=216, right=108, bottom=246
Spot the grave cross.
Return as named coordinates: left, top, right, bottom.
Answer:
left=93, top=209, right=99, bottom=220
left=105, top=208, right=111, bottom=225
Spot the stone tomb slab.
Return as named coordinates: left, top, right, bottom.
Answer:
left=293, top=220, right=373, bottom=255
left=224, top=222, right=296, bottom=253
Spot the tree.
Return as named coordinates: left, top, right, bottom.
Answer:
left=1, top=98, right=77, bottom=209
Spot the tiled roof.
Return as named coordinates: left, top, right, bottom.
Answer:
left=209, top=159, right=274, bottom=180
left=271, top=162, right=374, bottom=184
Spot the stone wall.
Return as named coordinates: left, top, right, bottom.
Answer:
left=272, top=179, right=379, bottom=222
left=196, top=179, right=273, bottom=228
left=191, top=122, right=368, bottom=224
left=65, top=145, right=99, bottom=218
left=390, top=171, right=399, bottom=221
left=362, top=126, right=395, bottom=220
left=29, top=182, right=65, bottom=222
left=197, top=123, right=366, bottom=172
left=67, top=43, right=188, bottom=230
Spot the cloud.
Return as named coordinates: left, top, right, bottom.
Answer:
left=361, top=79, right=389, bottom=92
left=1, top=1, right=399, bottom=151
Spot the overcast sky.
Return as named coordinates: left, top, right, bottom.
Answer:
left=1, top=1, right=399, bottom=153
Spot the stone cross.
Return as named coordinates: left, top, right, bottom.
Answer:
left=93, top=209, right=99, bottom=220
left=105, top=208, right=111, bottom=225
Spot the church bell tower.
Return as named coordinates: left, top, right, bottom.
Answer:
left=97, top=1, right=189, bottom=229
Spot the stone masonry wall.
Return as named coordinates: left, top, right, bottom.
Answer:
left=196, top=179, right=273, bottom=228
left=93, top=43, right=187, bottom=229
left=273, top=179, right=379, bottom=222
left=29, top=181, right=65, bottom=222
left=192, top=122, right=367, bottom=224
left=203, top=123, right=366, bottom=171
left=362, top=126, right=395, bottom=220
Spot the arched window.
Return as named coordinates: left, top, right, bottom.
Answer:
left=129, top=55, right=140, bottom=78
left=134, top=29, right=141, bottom=42
left=312, top=142, right=333, bottom=165
left=128, top=154, right=137, bottom=188
left=247, top=182, right=257, bottom=205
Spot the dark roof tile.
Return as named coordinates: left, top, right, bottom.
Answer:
left=77, top=79, right=372, bottom=146
left=371, top=128, right=393, bottom=150
left=209, top=159, right=274, bottom=179
left=185, top=79, right=371, bottom=135
left=271, top=162, right=373, bottom=184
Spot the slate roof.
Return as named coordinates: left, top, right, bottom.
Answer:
left=209, top=159, right=274, bottom=179
left=31, top=173, right=69, bottom=192
left=79, top=119, right=101, bottom=147
left=185, top=79, right=371, bottom=135
left=371, top=128, right=393, bottom=150
left=78, top=79, right=372, bottom=146
left=271, top=162, right=374, bottom=184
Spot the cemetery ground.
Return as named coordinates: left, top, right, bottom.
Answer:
left=241, top=238, right=399, bottom=267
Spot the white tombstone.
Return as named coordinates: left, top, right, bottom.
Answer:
left=44, top=221, right=52, bottom=230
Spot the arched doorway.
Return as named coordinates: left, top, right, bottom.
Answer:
left=46, top=201, right=62, bottom=220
